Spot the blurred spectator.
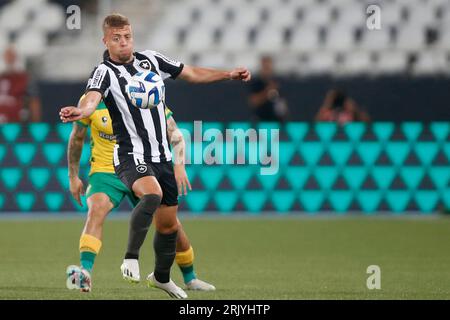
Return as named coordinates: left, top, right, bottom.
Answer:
left=0, top=46, right=41, bottom=123
left=315, top=89, right=370, bottom=125
left=248, top=55, right=289, bottom=122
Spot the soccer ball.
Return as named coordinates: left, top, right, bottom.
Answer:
left=125, top=71, right=165, bottom=109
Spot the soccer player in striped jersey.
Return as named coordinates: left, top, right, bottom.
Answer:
left=65, top=98, right=215, bottom=293
left=60, top=13, right=251, bottom=299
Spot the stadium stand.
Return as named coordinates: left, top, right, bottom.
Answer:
left=1, top=0, right=449, bottom=79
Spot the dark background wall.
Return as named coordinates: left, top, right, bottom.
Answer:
left=40, top=76, right=450, bottom=123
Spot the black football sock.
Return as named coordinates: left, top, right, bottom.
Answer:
left=124, top=194, right=161, bottom=259
left=153, top=230, right=178, bottom=283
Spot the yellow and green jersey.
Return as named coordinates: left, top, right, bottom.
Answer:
left=77, top=99, right=173, bottom=176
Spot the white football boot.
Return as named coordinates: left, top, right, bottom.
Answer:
left=79, top=269, right=92, bottom=292
left=146, top=272, right=188, bottom=299
left=185, top=278, right=216, bottom=291
left=120, top=259, right=140, bottom=283
left=66, top=265, right=92, bottom=292
left=66, top=265, right=81, bottom=290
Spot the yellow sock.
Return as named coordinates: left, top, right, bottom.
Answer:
left=79, top=234, right=102, bottom=273
left=176, top=246, right=194, bottom=267
left=176, top=246, right=196, bottom=283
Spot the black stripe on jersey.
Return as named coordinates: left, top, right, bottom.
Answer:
left=104, top=91, right=133, bottom=163
left=123, top=63, right=139, bottom=77
left=151, top=106, right=167, bottom=162
left=103, top=61, right=154, bottom=162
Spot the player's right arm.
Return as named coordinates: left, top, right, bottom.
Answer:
left=60, top=65, right=110, bottom=123
left=68, top=122, right=88, bottom=206
left=60, top=91, right=102, bottom=123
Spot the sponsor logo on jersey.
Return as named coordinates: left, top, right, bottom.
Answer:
left=98, top=131, right=116, bottom=141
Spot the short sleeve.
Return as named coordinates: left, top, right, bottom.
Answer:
left=148, top=50, right=184, bottom=80
left=77, top=118, right=91, bottom=127
left=85, top=64, right=110, bottom=96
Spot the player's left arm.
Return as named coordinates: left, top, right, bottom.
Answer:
left=150, top=50, right=250, bottom=83
left=179, top=65, right=251, bottom=84
left=167, top=115, right=192, bottom=196
left=67, top=122, right=88, bottom=206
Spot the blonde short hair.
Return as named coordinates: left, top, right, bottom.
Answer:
left=102, top=13, right=130, bottom=34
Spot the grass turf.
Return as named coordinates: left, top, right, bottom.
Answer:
left=0, top=216, right=449, bottom=300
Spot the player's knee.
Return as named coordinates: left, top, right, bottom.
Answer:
left=139, top=193, right=162, bottom=215
left=135, top=188, right=163, bottom=199
left=158, top=223, right=178, bottom=235
left=87, top=200, right=111, bottom=221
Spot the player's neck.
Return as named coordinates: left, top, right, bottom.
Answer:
left=108, top=54, right=134, bottom=65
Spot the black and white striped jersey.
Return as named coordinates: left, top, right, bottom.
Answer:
left=85, top=50, right=184, bottom=165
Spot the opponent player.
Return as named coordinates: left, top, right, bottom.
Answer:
left=60, top=13, right=251, bottom=299
left=65, top=97, right=215, bottom=293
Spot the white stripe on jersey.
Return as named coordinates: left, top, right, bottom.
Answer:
left=140, top=107, right=162, bottom=163
left=108, top=69, right=145, bottom=164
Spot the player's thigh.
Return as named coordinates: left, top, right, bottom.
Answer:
left=153, top=162, right=178, bottom=207
left=115, top=160, right=162, bottom=199
left=86, top=173, right=126, bottom=214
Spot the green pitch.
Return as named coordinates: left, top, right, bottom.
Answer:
left=1, top=215, right=450, bottom=300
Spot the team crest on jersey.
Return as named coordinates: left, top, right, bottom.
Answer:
left=101, top=116, right=108, bottom=125
left=136, top=164, right=148, bottom=174
left=139, top=60, right=151, bottom=70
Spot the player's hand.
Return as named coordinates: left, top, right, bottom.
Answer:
left=69, top=176, right=85, bottom=206
left=173, top=164, right=192, bottom=196
left=230, top=67, right=251, bottom=82
left=60, top=106, right=83, bottom=123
